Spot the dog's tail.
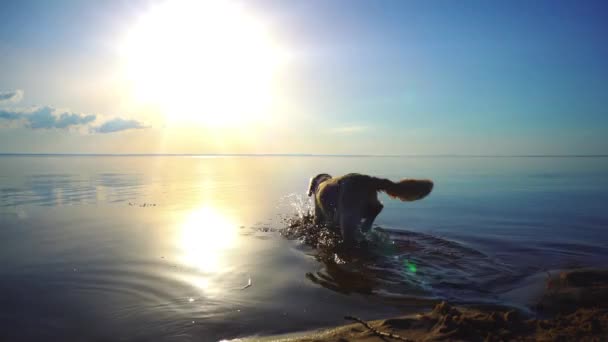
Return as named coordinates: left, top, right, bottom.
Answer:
left=373, top=177, right=434, bottom=201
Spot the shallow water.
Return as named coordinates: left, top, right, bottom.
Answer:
left=1, top=155, right=607, bottom=341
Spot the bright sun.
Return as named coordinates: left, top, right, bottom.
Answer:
left=121, top=0, right=286, bottom=126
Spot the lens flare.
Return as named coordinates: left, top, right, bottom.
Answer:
left=404, top=259, right=418, bottom=273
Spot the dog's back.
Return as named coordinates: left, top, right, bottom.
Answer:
left=333, top=174, right=383, bottom=241
left=314, top=173, right=375, bottom=226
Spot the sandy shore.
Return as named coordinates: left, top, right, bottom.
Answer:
left=242, top=269, right=608, bottom=341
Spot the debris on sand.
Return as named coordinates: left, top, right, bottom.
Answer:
left=274, top=301, right=607, bottom=342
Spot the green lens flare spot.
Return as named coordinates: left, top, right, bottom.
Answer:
left=403, top=259, right=417, bottom=273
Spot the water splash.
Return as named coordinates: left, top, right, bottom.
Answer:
left=279, top=209, right=518, bottom=304
left=277, top=192, right=313, bottom=219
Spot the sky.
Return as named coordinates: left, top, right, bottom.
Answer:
left=0, top=0, right=607, bottom=155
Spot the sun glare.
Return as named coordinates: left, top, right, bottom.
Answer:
left=178, top=207, right=238, bottom=273
left=121, top=0, right=287, bottom=126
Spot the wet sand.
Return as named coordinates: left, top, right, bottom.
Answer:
left=247, top=269, right=608, bottom=341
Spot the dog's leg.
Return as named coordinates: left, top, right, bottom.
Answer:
left=361, top=203, right=383, bottom=233
left=313, top=201, right=324, bottom=226
left=340, top=214, right=361, bottom=245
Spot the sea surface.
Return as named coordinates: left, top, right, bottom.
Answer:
left=1, top=155, right=607, bottom=341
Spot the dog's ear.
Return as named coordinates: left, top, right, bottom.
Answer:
left=307, top=173, right=331, bottom=196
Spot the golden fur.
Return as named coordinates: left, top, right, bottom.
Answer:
left=307, top=173, right=433, bottom=243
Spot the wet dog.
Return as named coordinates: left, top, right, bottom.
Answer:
left=307, top=173, right=433, bottom=243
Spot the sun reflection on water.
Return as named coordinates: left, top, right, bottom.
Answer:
left=177, top=207, right=239, bottom=276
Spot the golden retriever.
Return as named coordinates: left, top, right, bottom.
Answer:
left=307, top=173, right=433, bottom=243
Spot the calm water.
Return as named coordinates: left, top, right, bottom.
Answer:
left=1, top=155, right=607, bottom=341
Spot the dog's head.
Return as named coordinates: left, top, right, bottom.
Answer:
left=307, top=173, right=332, bottom=196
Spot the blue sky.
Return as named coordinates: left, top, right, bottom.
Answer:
left=0, top=0, right=607, bottom=154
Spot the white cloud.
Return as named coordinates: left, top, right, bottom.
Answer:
left=0, top=89, right=24, bottom=104
left=92, top=118, right=147, bottom=133
left=0, top=106, right=146, bottom=134
left=0, top=89, right=147, bottom=134
left=0, top=106, right=96, bottom=129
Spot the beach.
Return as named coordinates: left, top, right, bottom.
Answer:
left=248, top=269, right=608, bottom=341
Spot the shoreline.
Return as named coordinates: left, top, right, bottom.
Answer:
left=236, top=268, right=608, bottom=341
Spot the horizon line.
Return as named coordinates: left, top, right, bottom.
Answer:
left=1, top=153, right=607, bottom=158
